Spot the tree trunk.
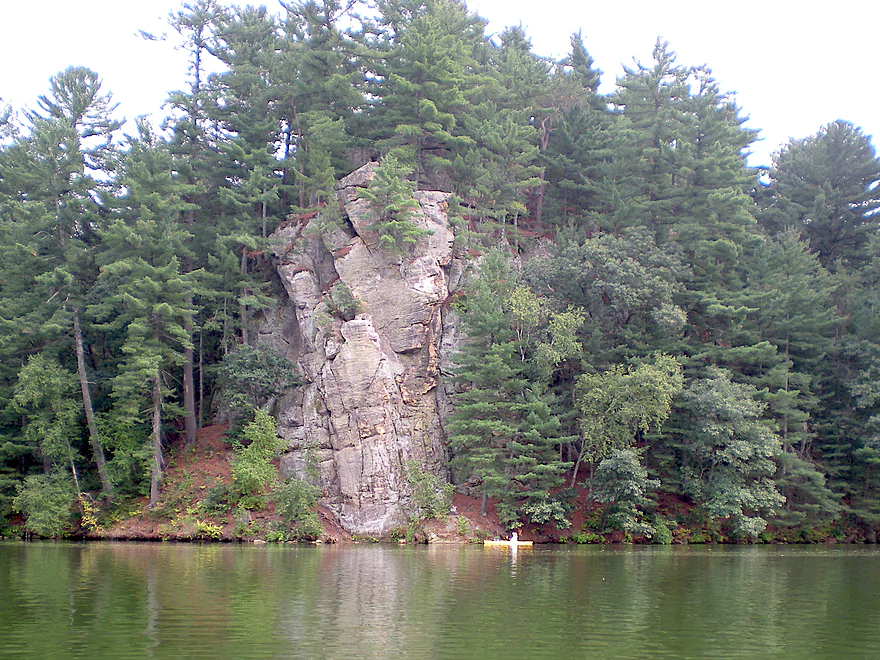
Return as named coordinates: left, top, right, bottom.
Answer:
left=240, top=248, right=249, bottom=345
left=149, top=373, right=164, bottom=508
left=73, top=309, right=114, bottom=499
left=183, top=310, right=197, bottom=448
left=198, top=329, right=204, bottom=430
left=480, top=491, right=488, bottom=517
left=534, top=170, right=547, bottom=231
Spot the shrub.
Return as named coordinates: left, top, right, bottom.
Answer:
left=649, top=517, right=673, bottom=545
left=326, top=283, right=362, bottom=321
left=200, top=483, right=231, bottom=515
left=571, top=531, right=600, bottom=544
left=272, top=477, right=323, bottom=539
left=194, top=519, right=223, bottom=540
left=13, top=472, right=75, bottom=538
left=521, top=497, right=571, bottom=529
left=231, top=409, right=285, bottom=504
left=404, top=460, right=454, bottom=521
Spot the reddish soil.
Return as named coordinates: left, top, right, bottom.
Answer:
left=97, top=425, right=319, bottom=543
left=98, top=424, right=246, bottom=541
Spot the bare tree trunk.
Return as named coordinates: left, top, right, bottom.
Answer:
left=183, top=311, right=197, bottom=448
left=534, top=170, right=547, bottom=231
left=198, top=329, right=204, bottom=430
left=73, top=309, right=114, bottom=499
left=240, top=248, right=249, bottom=345
left=149, top=373, right=164, bottom=508
left=570, top=450, right=585, bottom=490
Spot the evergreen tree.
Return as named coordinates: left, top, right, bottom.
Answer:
left=365, top=0, right=493, bottom=187
left=0, top=67, right=120, bottom=499
left=763, top=120, right=880, bottom=269
left=356, top=153, right=429, bottom=252
left=92, top=127, right=198, bottom=506
left=447, top=252, right=570, bottom=527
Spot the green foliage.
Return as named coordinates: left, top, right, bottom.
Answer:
left=217, top=345, right=299, bottom=421
left=357, top=154, right=431, bottom=252
left=447, top=251, right=572, bottom=529
left=325, top=282, right=362, bottom=321
left=13, top=472, right=75, bottom=538
left=649, top=517, right=674, bottom=545
left=231, top=409, right=285, bottom=504
left=763, top=120, right=880, bottom=268
left=679, top=368, right=786, bottom=537
left=571, top=531, right=601, bottom=544
left=194, top=519, right=223, bottom=539
left=271, top=476, right=323, bottom=539
left=0, top=0, right=876, bottom=542
left=593, top=448, right=658, bottom=536
left=520, top=497, right=571, bottom=529
left=404, top=460, right=454, bottom=521
left=576, top=354, right=683, bottom=466
left=12, top=354, right=81, bottom=468
left=199, top=483, right=231, bottom=515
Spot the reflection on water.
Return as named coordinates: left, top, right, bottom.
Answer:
left=1, top=542, right=879, bottom=659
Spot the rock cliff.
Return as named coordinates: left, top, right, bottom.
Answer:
left=258, top=163, right=464, bottom=535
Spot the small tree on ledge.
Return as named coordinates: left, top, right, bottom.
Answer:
left=357, top=153, right=432, bottom=253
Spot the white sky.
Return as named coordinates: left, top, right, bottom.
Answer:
left=1, top=0, right=877, bottom=167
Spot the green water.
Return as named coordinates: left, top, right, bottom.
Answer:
left=0, top=542, right=878, bottom=659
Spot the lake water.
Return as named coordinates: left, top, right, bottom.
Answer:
left=1, top=542, right=878, bottom=659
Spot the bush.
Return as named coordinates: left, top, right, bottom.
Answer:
left=13, top=472, right=75, bottom=538
left=571, top=531, right=600, bottom=544
left=199, top=483, right=231, bottom=515
left=521, top=497, right=571, bottom=529
left=272, top=477, right=323, bottom=539
left=649, top=517, right=673, bottom=545
left=231, top=409, right=285, bottom=503
left=404, top=460, right=453, bottom=521
left=194, top=519, right=223, bottom=539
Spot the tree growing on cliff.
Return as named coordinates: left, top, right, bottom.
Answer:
left=358, top=154, right=430, bottom=252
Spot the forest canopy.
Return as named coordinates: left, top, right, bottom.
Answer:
left=0, top=0, right=878, bottom=541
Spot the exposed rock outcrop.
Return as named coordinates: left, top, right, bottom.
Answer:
left=259, top=164, right=465, bottom=535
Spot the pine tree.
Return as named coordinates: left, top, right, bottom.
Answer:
left=92, top=126, right=198, bottom=507
left=365, top=0, right=493, bottom=187
left=763, top=120, right=880, bottom=269
left=0, top=67, right=121, bottom=499
left=447, top=252, right=570, bottom=527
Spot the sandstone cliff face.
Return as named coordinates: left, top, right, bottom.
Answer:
left=259, top=163, right=464, bottom=535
